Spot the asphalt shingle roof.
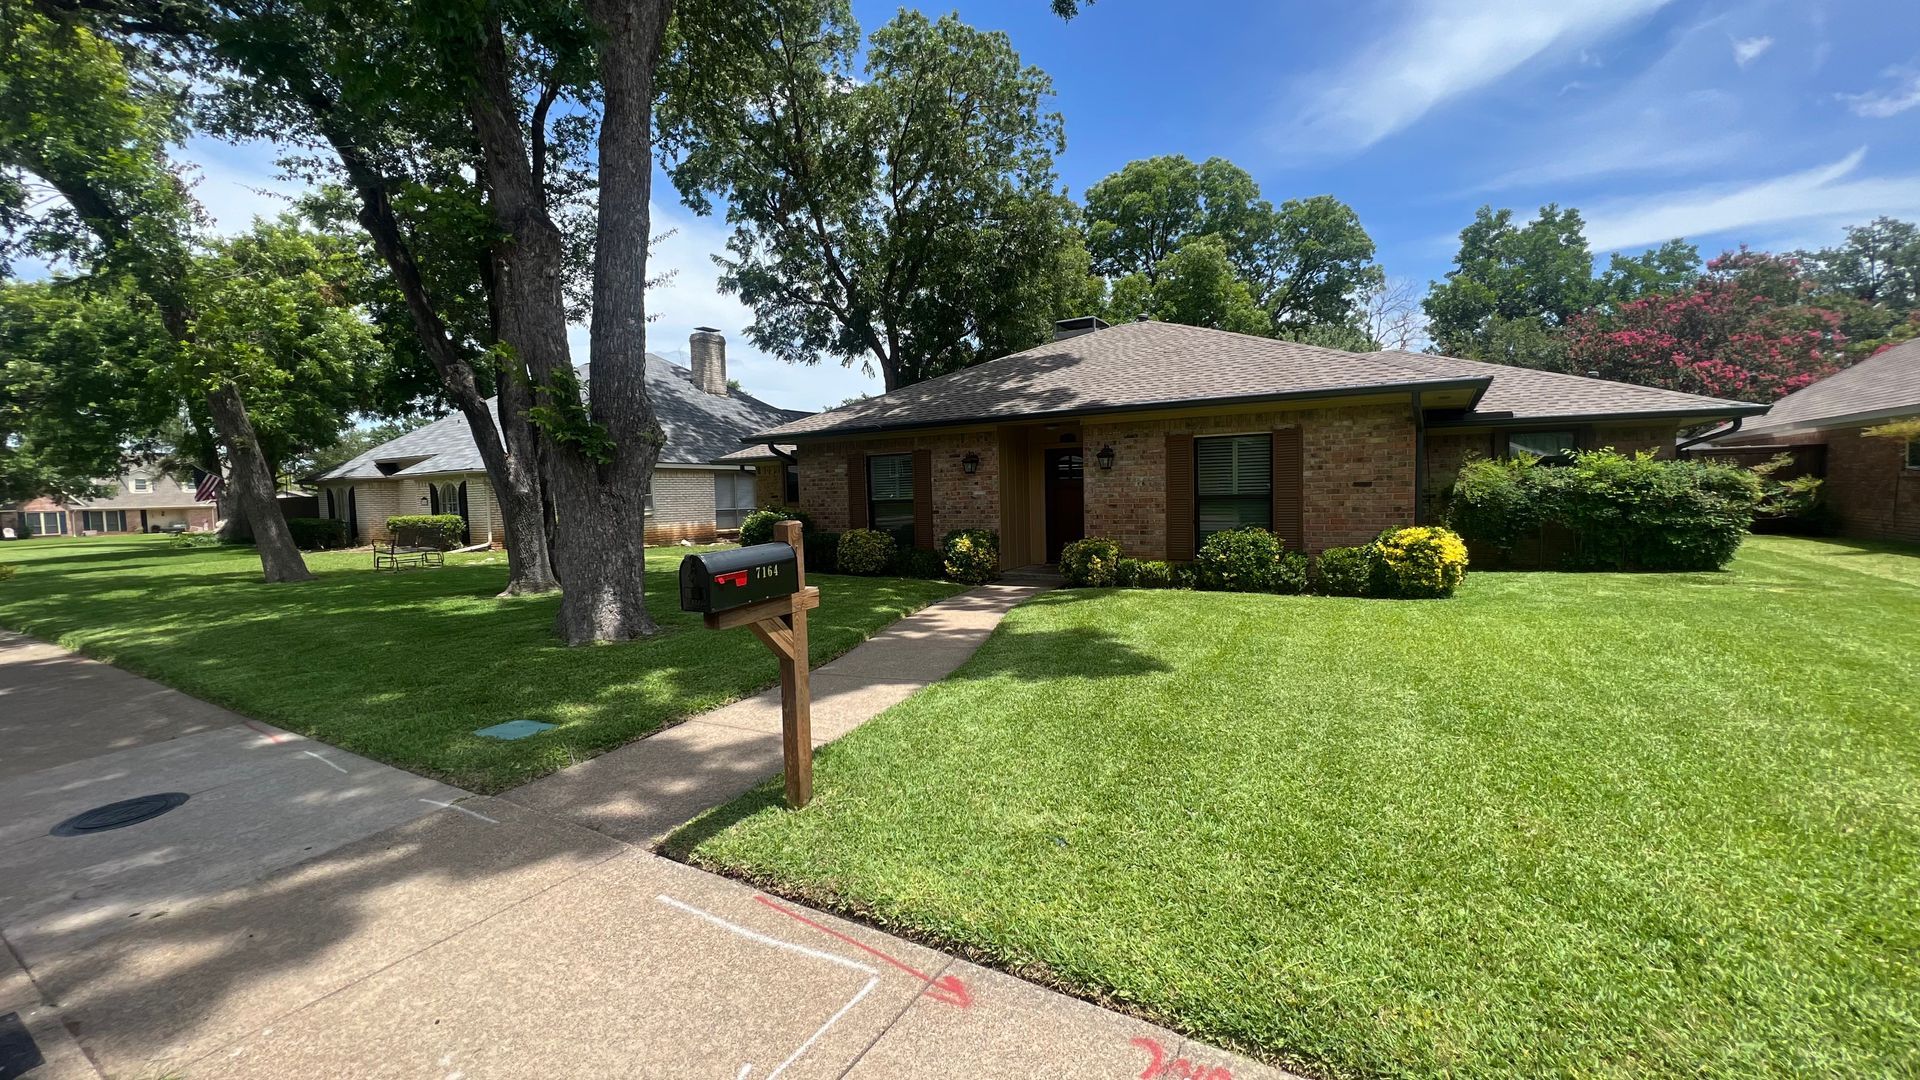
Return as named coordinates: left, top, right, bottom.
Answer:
left=747, top=321, right=1761, bottom=442
left=318, top=355, right=805, bottom=481
left=1721, top=337, right=1920, bottom=438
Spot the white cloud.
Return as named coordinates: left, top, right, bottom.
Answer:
left=1839, top=68, right=1920, bottom=119
left=1730, top=35, right=1772, bottom=67
left=1581, top=148, right=1920, bottom=252
left=182, top=137, right=304, bottom=234
left=1279, top=0, right=1675, bottom=153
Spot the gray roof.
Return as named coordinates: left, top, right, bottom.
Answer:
left=319, top=355, right=806, bottom=481
left=1718, top=337, right=1920, bottom=439
left=748, top=320, right=1761, bottom=442
left=713, top=443, right=795, bottom=464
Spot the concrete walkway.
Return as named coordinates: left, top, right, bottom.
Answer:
left=504, top=583, right=1051, bottom=844
left=0, top=590, right=1300, bottom=1080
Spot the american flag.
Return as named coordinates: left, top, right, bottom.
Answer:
left=195, top=471, right=222, bottom=503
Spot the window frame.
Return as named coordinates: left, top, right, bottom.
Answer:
left=1194, top=433, right=1273, bottom=546
left=24, top=510, right=68, bottom=535
left=866, top=453, right=915, bottom=541
left=713, top=471, right=757, bottom=530
left=129, top=476, right=153, bottom=493
left=783, top=463, right=800, bottom=505
left=1506, top=429, right=1579, bottom=461
left=1905, top=438, right=1920, bottom=470
left=81, top=510, right=127, bottom=532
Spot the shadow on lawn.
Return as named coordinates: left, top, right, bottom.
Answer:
left=949, top=622, right=1171, bottom=683
left=0, top=548, right=954, bottom=792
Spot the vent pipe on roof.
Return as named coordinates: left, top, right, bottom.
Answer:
left=691, top=327, right=727, bottom=396
left=1053, top=315, right=1110, bottom=341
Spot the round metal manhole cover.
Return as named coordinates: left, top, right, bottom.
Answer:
left=51, top=793, right=190, bottom=837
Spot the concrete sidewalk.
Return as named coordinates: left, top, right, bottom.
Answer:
left=1, top=590, right=1301, bottom=1080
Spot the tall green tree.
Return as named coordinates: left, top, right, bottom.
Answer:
left=1082, top=155, right=1380, bottom=334
left=1423, top=204, right=1596, bottom=360
left=0, top=278, right=174, bottom=502
left=1799, top=216, right=1920, bottom=313
left=661, top=7, right=1080, bottom=391
left=1102, top=235, right=1268, bottom=336
left=0, top=11, right=312, bottom=580
left=1597, top=239, right=1700, bottom=304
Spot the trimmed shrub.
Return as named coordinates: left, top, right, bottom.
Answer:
left=1374, top=526, right=1469, bottom=598
left=1059, top=537, right=1122, bottom=587
left=286, top=517, right=349, bottom=551
left=385, top=514, right=466, bottom=550
left=941, top=528, right=999, bottom=585
left=1271, top=550, right=1310, bottom=594
left=804, top=529, right=841, bottom=574
left=740, top=506, right=813, bottom=547
left=169, top=532, right=219, bottom=549
left=1314, top=545, right=1380, bottom=597
left=1169, top=562, right=1200, bottom=590
left=1448, top=450, right=1761, bottom=571
left=0, top=563, right=16, bottom=581
left=888, top=547, right=946, bottom=580
left=1194, top=527, right=1289, bottom=593
left=837, top=529, right=896, bottom=575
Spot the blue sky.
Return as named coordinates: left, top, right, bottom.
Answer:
left=173, top=0, right=1920, bottom=409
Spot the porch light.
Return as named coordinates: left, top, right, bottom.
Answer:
left=1096, top=444, right=1116, bottom=470
left=960, top=452, right=980, bottom=474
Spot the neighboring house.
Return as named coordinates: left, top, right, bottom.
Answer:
left=741, top=317, right=1765, bottom=567
left=314, top=329, right=807, bottom=546
left=1698, top=337, right=1920, bottom=543
left=1, top=467, right=218, bottom=538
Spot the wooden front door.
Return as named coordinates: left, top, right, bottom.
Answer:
left=1043, top=448, right=1084, bottom=563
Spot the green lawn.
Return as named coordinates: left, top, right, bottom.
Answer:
left=0, top=535, right=958, bottom=791
left=672, top=536, right=1920, bottom=1079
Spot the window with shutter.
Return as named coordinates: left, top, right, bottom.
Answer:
left=867, top=453, right=915, bottom=544
left=714, top=472, right=757, bottom=529
left=1195, top=434, right=1273, bottom=544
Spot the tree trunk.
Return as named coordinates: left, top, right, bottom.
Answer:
left=310, top=110, right=560, bottom=597
left=468, top=10, right=668, bottom=643
left=204, top=382, right=312, bottom=583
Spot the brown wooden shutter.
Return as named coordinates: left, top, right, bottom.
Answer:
left=1272, top=427, right=1304, bottom=552
left=912, top=448, right=934, bottom=550
left=847, top=451, right=867, bottom=530
left=1166, top=433, right=1195, bottom=561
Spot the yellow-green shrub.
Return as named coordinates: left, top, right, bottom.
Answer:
left=1059, top=537, right=1122, bottom=587
left=1373, top=526, right=1469, bottom=598
left=837, top=528, right=896, bottom=575
left=941, top=529, right=999, bottom=585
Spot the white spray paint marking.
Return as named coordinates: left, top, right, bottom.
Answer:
left=655, top=895, right=877, bottom=975
left=655, top=894, right=881, bottom=1080
left=302, top=750, right=348, bottom=774
left=419, top=798, right=498, bottom=824
left=767, top=976, right=878, bottom=1079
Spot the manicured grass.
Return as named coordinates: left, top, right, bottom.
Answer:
left=0, top=535, right=958, bottom=791
left=673, top=536, right=1920, bottom=1079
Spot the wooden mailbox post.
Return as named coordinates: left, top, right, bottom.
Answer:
left=691, top=521, right=819, bottom=807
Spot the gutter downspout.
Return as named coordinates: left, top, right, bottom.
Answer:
left=1412, top=390, right=1427, bottom=525
left=767, top=443, right=796, bottom=464
left=1677, top=417, right=1741, bottom=453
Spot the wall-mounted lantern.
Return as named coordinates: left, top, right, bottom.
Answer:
left=960, top=451, right=981, bottom=475
left=1096, top=444, right=1116, bottom=470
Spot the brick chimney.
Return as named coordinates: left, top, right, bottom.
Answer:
left=690, top=327, right=727, bottom=396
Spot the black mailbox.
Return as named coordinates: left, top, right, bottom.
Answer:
left=680, top=543, right=800, bottom=615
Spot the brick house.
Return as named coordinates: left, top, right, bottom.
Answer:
left=738, top=318, right=1764, bottom=567
left=314, top=330, right=805, bottom=546
left=1700, top=337, right=1920, bottom=543
left=1, top=466, right=217, bottom=538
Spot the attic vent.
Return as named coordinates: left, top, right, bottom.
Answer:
left=375, top=461, right=403, bottom=476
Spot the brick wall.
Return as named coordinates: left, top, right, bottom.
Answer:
left=1082, top=402, right=1416, bottom=557
left=1817, top=424, right=1920, bottom=542
left=753, top=463, right=785, bottom=508
left=796, top=432, right=999, bottom=541
left=1423, top=431, right=1493, bottom=521
left=1592, top=423, right=1679, bottom=457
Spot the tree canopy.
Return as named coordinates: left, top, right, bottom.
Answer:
left=661, top=6, right=1081, bottom=391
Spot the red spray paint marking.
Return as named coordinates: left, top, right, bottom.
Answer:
left=752, top=895, right=971, bottom=1008
left=241, top=719, right=292, bottom=744
left=1130, top=1036, right=1232, bottom=1080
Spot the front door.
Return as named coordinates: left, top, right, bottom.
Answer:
left=1044, top=448, right=1084, bottom=563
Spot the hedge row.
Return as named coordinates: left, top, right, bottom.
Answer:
left=1061, top=525, right=1469, bottom=599
left=384, top=514, right=467, bottom=551
left=1446, top=450, right=1760, bottom=571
